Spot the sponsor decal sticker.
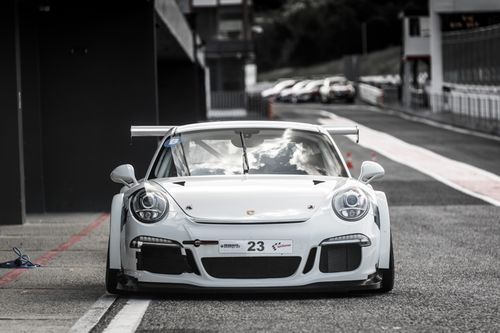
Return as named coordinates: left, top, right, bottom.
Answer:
left=165, top=136, right=181, bottom=147
left=219, top=240, right=293, bottom=254
left=272, top=242, right=292, bottom=251
left=220, top=243, right=241, bottom=249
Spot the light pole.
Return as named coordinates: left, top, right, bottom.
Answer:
left=361, top=22, right=368, bottom=55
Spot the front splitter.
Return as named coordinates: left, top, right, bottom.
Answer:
left=121, top=273, right=382, bottom=294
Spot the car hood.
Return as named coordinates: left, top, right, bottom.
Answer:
left=279, top=88, right=293, bottom=96
left=154, top=176, right=346, bottom=223
left=300, top=87, right=318, bottom=94
left=261, top=88, right=277, bottom=97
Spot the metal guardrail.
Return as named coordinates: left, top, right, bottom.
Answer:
left=209, top=91, right=270, bottom=120
left=430, top=92, right=500, bottom=118
left=349, top=78, right=500, bottom=135
left=409, top=89, right=428, bottom=109
left=425, top=91, right=500, bottom=133
left=380, top=85, right=500, bottom=134
left=211, top=91, right=246, bottom=109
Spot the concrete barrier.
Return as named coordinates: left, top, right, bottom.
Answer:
left=358, top=83, right=384, bottom=106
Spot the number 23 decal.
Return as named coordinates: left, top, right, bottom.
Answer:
left=247, top=241, right=264, bottom=251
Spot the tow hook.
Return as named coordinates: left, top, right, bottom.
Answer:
left=182, top=239, right=219, bottom=247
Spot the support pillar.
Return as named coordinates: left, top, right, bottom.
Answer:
left=430, top=10, right=443, bottom=95
left=0, top=0, right=26, bottom=225
left=402, top=61, right=412, bottom=108
left=158, top=60, right=204, bottom=125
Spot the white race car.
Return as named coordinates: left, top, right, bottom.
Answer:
left=106, top=121, right=394, bottom=294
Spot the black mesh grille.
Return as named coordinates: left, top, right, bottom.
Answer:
left=185, top=249, right=200, bottom=275
left=202, top=256, right=301, bottom=279
left=136, top=244, right=199, bottom=275
left=319, top=244, right=361, bottom=273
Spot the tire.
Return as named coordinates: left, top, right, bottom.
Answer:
left=105, top=243, right=121, bottom=294
left=378, top=237, right=394, bottom=293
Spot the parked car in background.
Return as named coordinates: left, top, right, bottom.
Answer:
left=292, top=80, right=324, bottom=103
left=261, top=79, right=297, bottom=99
left=279, top=80, right=311, bottom=102
left=319, top=76, right=356, bottom=104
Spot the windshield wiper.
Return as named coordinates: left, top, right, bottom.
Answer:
left=239, top=132, right=250, bottom=174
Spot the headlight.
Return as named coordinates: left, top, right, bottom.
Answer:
left=130, top=189, right=169, bottom=223
left=332, top=188, right=370, bottom=221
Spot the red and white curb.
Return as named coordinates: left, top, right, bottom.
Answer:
left=0, top=213, right=109, bottom=286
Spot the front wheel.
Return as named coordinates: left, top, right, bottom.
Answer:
left=106, top=243, right=120, bottom=294
left=378, top=237, right=394, bottom=293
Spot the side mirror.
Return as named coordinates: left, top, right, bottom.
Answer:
left=110, top=164, right=138, bottom=187
left=358, top=161, right=384, bottom=184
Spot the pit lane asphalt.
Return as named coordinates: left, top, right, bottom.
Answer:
left=135, top=104, right=499, bottom=332
left=1, top=103, right=499, bottom=332
left=0, top=213, right=108, bottom=332
left=279, top=102, right=500, bottom=176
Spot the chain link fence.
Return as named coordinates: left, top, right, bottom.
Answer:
left=443, top=23, right=500, bottom=85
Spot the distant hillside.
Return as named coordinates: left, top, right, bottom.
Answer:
left=258, top=46, right=401, bottom=82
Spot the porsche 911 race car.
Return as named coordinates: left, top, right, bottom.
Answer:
left=106, top=121, right=394, bottom=294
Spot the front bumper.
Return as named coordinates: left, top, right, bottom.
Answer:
left=329, top=91, right=354, bottom=99
left=119, top=209, right=381, bottom=291
left=296, top=93, right=317, bottom=102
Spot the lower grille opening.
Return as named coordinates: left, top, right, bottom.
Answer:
left=136, top=244, right=199, bottom=275
left=202, top=256, right=301, bottom=279
left=185, top=249, right=200, bottom=275
left=302, top=248, right=317, bottom=274
left=319, top=244, right=361, bottom=273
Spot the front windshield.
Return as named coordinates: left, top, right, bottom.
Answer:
left=151, top=128, right=346, bottom=178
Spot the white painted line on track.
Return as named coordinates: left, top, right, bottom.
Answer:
left=319, top=110, right=500, bottom=206
left=69, top=294, right=117, bottom=333
left=103, top=298, right=151, bottom=333
left=366, top=106, right=500, bottom=143
left=318, top=104, right=500, bottom=142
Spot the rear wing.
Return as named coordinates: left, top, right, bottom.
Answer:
left=131, top=125, right=359, bottom=142
left=322, top=126, right=359, bottom=143
left=131, top=126, right=174, bottom=137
